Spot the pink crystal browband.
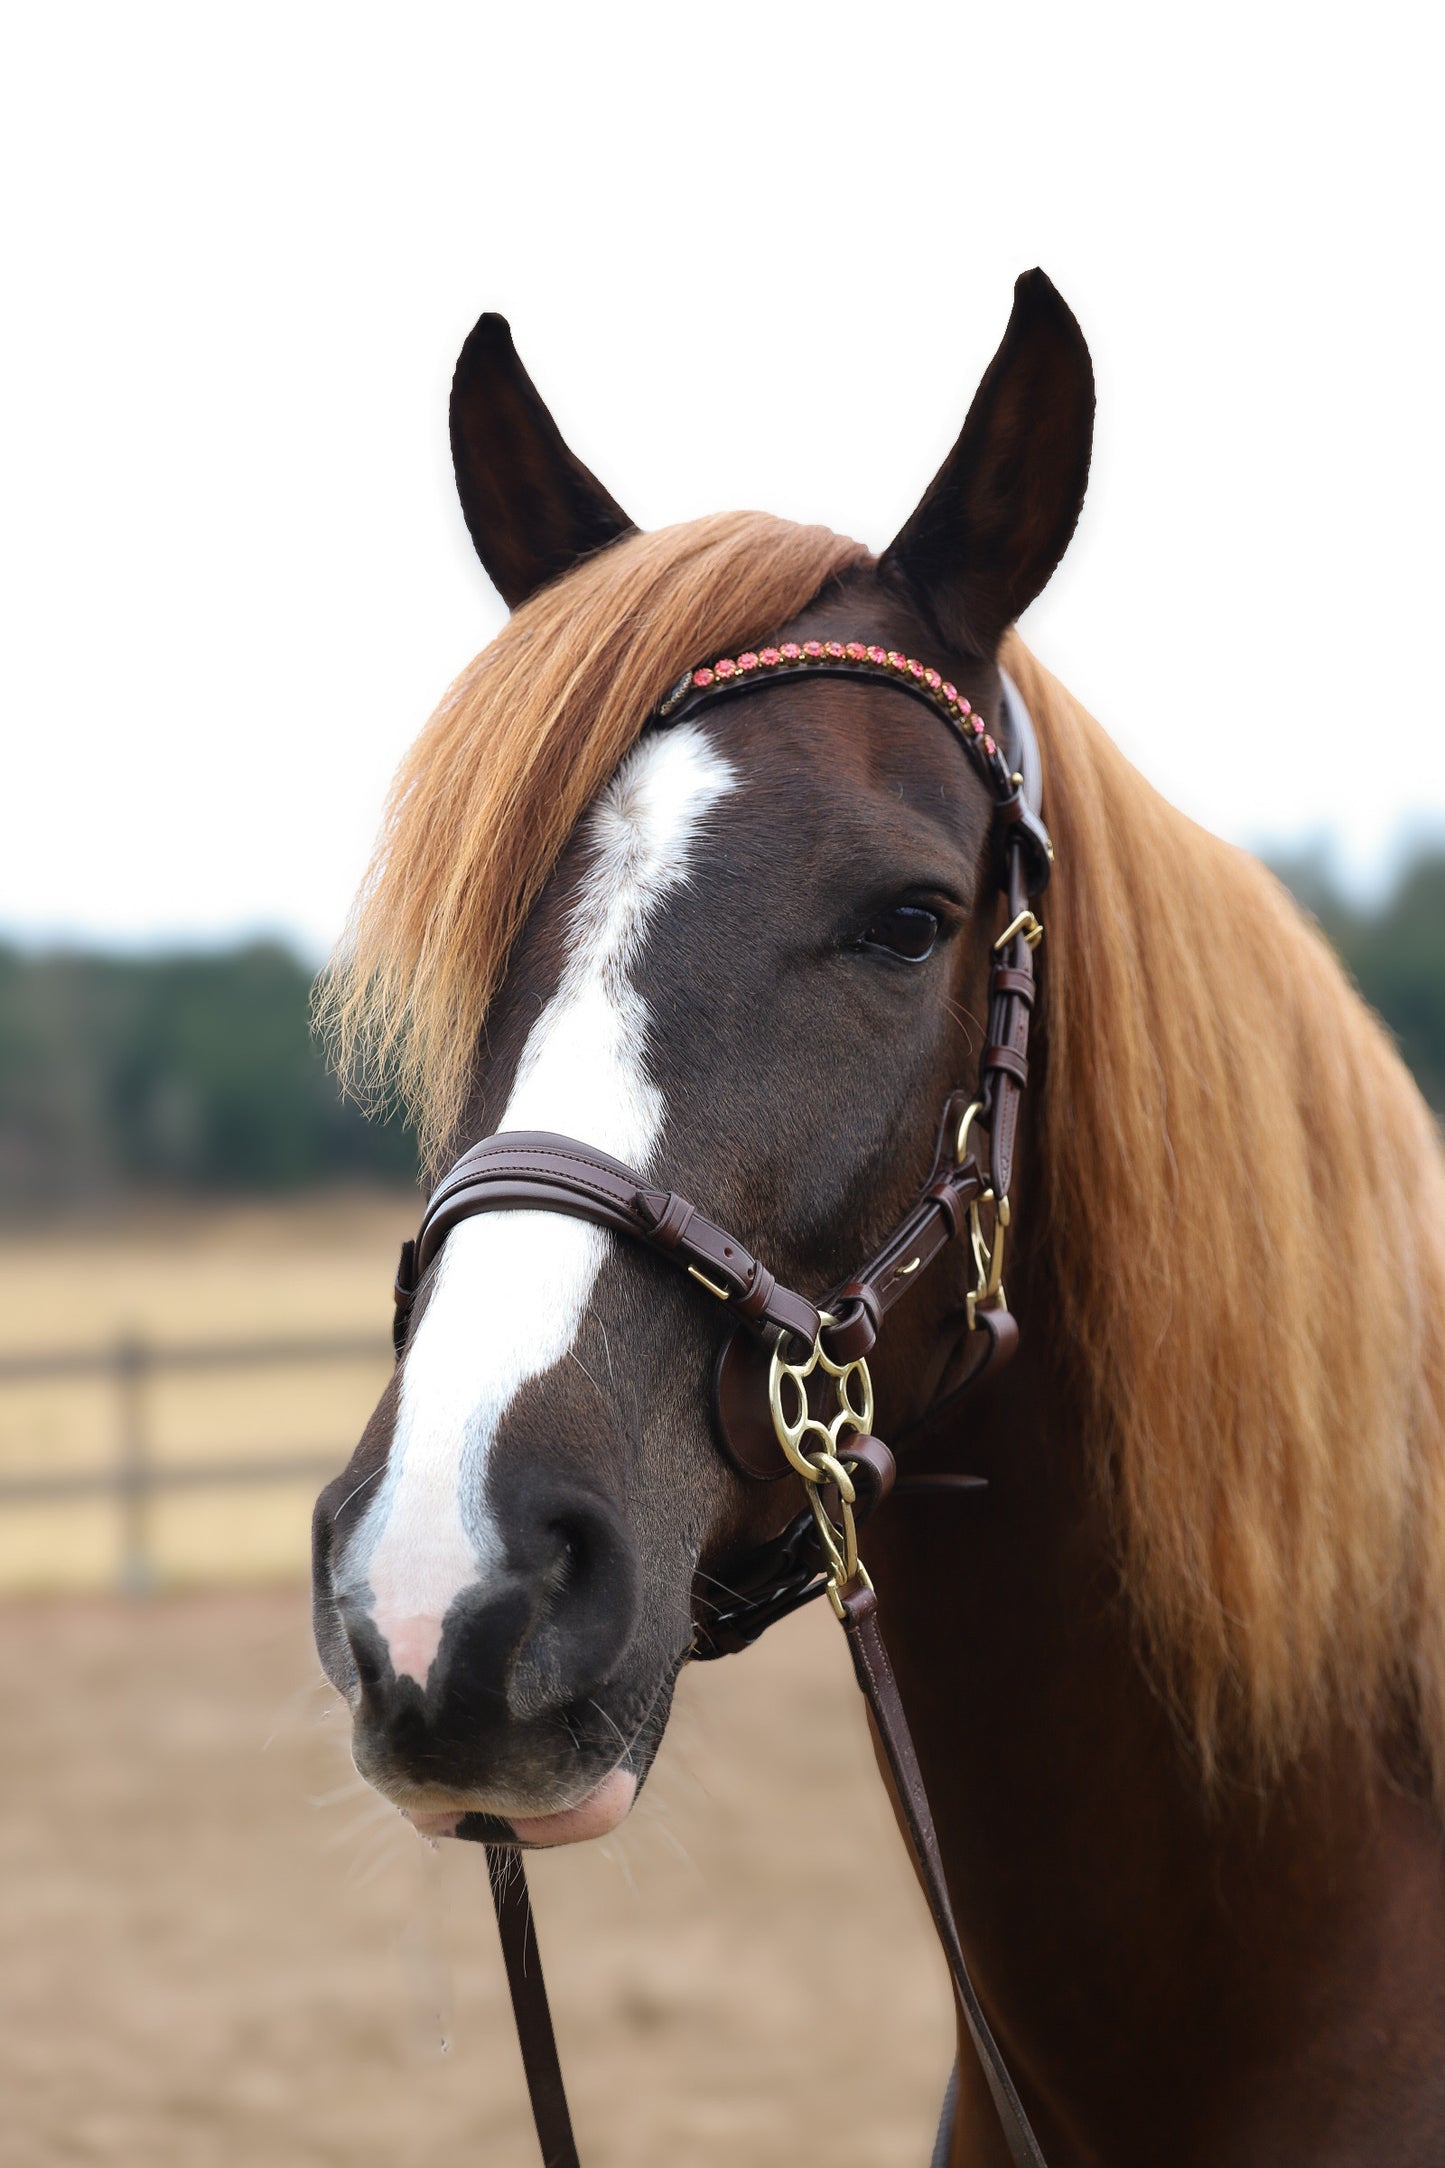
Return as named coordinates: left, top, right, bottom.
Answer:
left=656, top=637, right=1053, bottom=890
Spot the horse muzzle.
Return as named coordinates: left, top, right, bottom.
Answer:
left=312, top=1460, right=666, bottom=1836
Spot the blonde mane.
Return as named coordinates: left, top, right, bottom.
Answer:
left=321, top=514, right=1445, bottom=1794
left=318, top=513, right=868, bottom=1158
left=1003, top=633, right=1445, bottom=1791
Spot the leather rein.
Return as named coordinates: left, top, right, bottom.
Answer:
left=390, top=646, right=1054, bottom=2168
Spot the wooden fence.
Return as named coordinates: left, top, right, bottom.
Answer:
left=0, top=1332, right=386, bottom=1592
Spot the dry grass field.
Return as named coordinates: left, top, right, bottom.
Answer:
left=0, top=1193, right=413, bottom=1592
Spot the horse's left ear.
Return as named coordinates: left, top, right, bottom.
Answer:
left=449, top=312, right=636, bottom=610
left=880, top=269, right=1094, bottom=657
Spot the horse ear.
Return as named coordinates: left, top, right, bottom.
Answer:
left=879, top=269, right=1094, bottom=657
left=449, top=312, right=636, bottom=610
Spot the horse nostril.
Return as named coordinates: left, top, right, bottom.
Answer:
left=335, top=1596, right=389, bottom=1693
left=327, top=1477, right=641, bottom=1759
left=351, top=1639, right=382, bottom=1692
left=501, top=1484, right=641, bottom=1715
left=545, top=1514, right=595, bottom=1601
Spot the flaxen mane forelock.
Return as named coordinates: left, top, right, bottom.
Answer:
left=318, top=512, right=869, bottom=1161
left=320, top=528, right=1445, bottom=1798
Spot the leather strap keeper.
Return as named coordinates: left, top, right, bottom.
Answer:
left=983, top=1044, right=1030, bottom=1087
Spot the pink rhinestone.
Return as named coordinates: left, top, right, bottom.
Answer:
left=957, top=697, right=971, bottom=716
left=803, top=640, right=823, bottom=658
left=887, top=651, right=905, bottom=670
left=983, top=735, right=997, bottom=755
left=824, top=640, right=845, bottom=658
left=867, top=644, right=887, bottom=665
left=692, top=667, right=715, bottom=688
left=845, top=641, right=866, bottom=660
left=970, top=716, right=985, bottom=734
left=738, top=651, right=759, bottom=671
left=759, top=647, right=780, bottom=666
left=908, top=659, right=924, bottom=679
left=715, top=657, right=737, bottom=678
left=923, top=668, right=941, bottom=690
left=780, top=642, right=801, bottom=660
left=941, top=682, right=957, bottom=703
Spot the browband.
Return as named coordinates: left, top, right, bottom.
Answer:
left=659, top=639, right=1052, bottom=893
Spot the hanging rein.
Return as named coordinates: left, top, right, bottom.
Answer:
left=390, top=640, right=1055, bottom=2168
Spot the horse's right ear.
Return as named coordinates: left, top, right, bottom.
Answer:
left=449, top=313, right=636, bottom=610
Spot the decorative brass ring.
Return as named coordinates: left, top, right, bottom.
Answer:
left=767, top=1311, right=875, bottom=1487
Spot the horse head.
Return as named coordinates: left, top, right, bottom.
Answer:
left=310, top=271, right=1094, bottom=1846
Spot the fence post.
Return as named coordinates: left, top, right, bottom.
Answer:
left=116, top=1331, right=153, bottom=1595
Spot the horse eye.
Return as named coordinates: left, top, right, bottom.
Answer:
left=857, top=905, right=939, bottom=963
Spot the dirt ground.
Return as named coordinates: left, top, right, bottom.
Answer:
left=2, top=1584, right=956, bottom=2167
left=0, top=1200, right=956, bottom=2159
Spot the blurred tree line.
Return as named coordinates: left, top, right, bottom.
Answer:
left=0, top=941, right=416, bottom=1213
left=0, top=846, right=1440, bottom=1215
left=1268, top=843, right=1445, bottom=1115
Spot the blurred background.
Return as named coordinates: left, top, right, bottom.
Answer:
left=1, top=3, right=1441, bottom=2164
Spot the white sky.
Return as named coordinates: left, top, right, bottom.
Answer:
left=3, top=3, right=1442, bottom=959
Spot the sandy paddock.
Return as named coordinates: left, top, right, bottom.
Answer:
left=2, top=1585, right=955, bottom=2167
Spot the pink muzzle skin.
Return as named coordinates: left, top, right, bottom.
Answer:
left=406, top=1765, right=638, bottom=1848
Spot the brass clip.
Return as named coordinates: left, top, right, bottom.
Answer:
left=994, top=910, right=1043, bottom=952
left=965, top=1189, right=1009, bottom=1331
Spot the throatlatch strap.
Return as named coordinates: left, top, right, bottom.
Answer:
left=486, top=1846, right=580, bottom=2168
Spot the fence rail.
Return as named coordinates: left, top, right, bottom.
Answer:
left=0, top=1330, right=389, bottom=1591
left=0, top=1331, right=384, bottom=1382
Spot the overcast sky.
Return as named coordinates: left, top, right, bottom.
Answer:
left=3, top=3, right=1442, bottom=959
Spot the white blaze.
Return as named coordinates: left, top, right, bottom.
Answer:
left=338, top=723, right=736, bottom=1684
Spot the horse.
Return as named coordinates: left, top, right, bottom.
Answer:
left=311, top=270, right=1445, bottom=2164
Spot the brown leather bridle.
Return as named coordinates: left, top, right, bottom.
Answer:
left=390, top=649, right=1054, bottom=2168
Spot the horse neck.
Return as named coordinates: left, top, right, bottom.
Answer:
left=864, top=1235, right=1445, bottom=2166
